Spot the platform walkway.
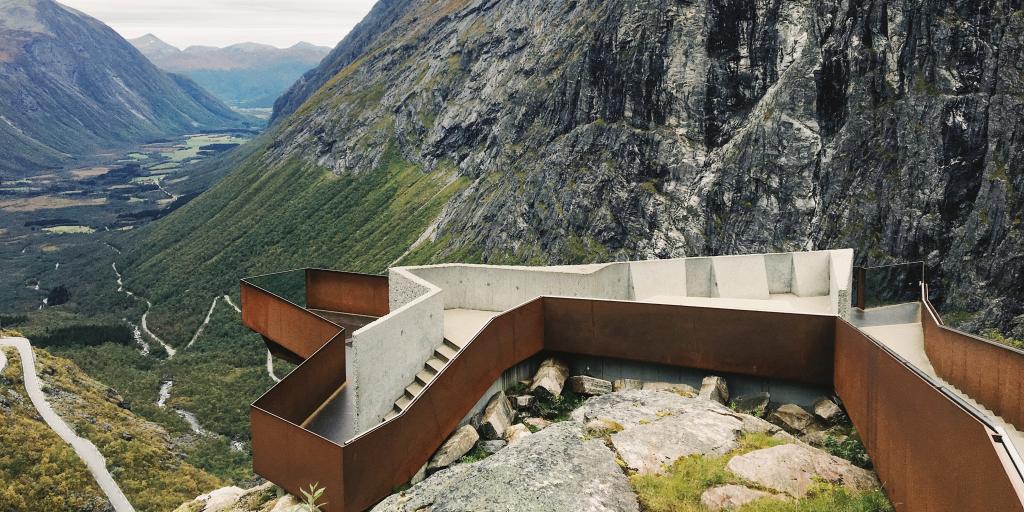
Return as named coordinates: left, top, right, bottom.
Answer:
left=858, top=308, right=1024, bottom=462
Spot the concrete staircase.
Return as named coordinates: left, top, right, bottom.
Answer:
left=941, top=379, right=1024, bottom=459
left=383, top=337, right=464, bottom=421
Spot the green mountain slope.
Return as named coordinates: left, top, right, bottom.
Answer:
left=0, top=344, right=222, bottom=511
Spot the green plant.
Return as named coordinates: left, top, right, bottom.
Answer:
left=982, top=328, right=1024, bottom=350
left=824, top=432, right=873, bottom=469
left=456, top=444, right=491, bottom=464
left=534, top=390, right=586, bottom=422
left=297, top=483, right=326, bottom=512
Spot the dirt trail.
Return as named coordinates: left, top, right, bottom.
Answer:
left=0, top=338, right=135, bottom=512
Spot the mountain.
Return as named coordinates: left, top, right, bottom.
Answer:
left=0, top=0, right=249, bottom=176
left=130, top=34, right=331, bottom=109
left=123, top=0, right=1024, bottom=345
left=270, top=0, right=416, bottom=123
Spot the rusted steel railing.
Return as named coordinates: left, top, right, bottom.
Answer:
left=306, top=268, right=389, bottom=317
left=241, top=272, right=340, bottom=362
left=834, top=319, right=1024, bottom=510
left=921, top=284, right=1024, bottom=429
left=243, top=269, right=382, bottom=508
left=543, top=297, right=835, bottom=387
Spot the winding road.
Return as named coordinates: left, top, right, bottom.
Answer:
left=0, top=337, right=134, bottom=512
left=112, top=262, right=176, bottom=358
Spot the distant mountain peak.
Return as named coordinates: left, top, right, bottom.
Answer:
left=129, top=33, right=180, bottom=56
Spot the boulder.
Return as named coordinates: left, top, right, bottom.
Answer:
left=524, top=417, right=551, bottom=431
left=571, top=389, right=695, bottom=428
left=613, top=378, right=643, bottom=391
left=513, top=394, right=536, bottom=410
left=731, top=392, right=770, bottom=415
left=195, top=487, right=245, bottom=512
left=698, top=376, right=729, bottom=404
left=427, top=425, right=479, bottom=473
left=726, top=443, right=879, bottom=497
left=372, top=422, right=639, bottom=512
left=479, top=440, right=506, bottom=454
left=700, top=485, right=784, bottom=510
left=768, top=404, right=818, bottom=435
left=569, top=375, right=613, bottom=395
left=529, top=358, right=570, bottom=398
left=641, top=382, right=697, bottom=396
left=813, top=396, right=843, bottom=423
left=478, top=391, right=514, bottom=440
left=270, top=495, right=300, bottom=512
left=609, top=401, right=778, bottom=475
left=504, top=423, right=532, bottom=445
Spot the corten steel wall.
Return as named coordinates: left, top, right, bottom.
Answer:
left=921, top=288, right=1024, bottom=428
left=306, top=269, right=389, bottom=317
left=241, top=280, right=339, bottom=361
left=834, top=319, right=1024, bottom=511
left=244, top=274, right=351, bottom=510
left=544, top=298, right=835, bottom=387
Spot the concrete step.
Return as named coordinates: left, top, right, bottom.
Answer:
left=447, top=336, right=469, bottom=349
left=416, top=369, right=437, bottom=386
left=405, top=381, right=424, bottom=397
left=436, top=344, right=458, bottom=360
left=383, top=406, right=400, bottom=421
left=396, top=394, right=412, bottom=410
left=426, top=357, right=446, bottom=373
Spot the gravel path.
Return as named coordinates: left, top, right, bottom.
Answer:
left=0, top=337, right=135, bottom=512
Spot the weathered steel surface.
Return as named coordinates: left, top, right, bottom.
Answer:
left=251, top=409, right=344, bottom=511
left=835, top=319, right=1024, bottom=511
left=306, top=269, right=389, bottom=317
left=922, top=291, right=1024, bottom=428
left=241, top=280, right=340, bottom=360
left=544, top=298, right=836, bottom=387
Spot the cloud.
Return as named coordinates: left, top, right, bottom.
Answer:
left=58, top=0, right=377, bottom=48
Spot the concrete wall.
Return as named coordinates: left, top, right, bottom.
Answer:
left=828, top=249, right=854, bottom=319
left=350, top=269, right=444, bottom=432
left=406, top=263, right=631, bottom=311
left=628, top=258, right=687, bottom=300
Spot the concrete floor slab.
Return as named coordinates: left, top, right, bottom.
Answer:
left=444, top=309, right=502, bottom=347
left=640, top=294, right=832, bottom=315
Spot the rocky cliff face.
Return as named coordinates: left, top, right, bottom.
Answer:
left=129, top=0, right=1024, bottom=333
left=0, top=0, right=249, bottom=175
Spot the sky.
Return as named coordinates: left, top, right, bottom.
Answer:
left=58, top=0, right=377, bottom=49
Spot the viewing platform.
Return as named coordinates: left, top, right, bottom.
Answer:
left=240, top=250, right=1024, bottom=511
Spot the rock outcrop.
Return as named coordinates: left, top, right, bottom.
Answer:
left=701, top=485, right=785, bottom=511
left=372, top=422, right=639, bottom=512
left=727, top=444, right=879, bottom=497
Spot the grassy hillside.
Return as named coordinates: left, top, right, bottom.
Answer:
left=0, top=345, right=222, bottom=511
left=123, top=145, right=468, bottom=342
